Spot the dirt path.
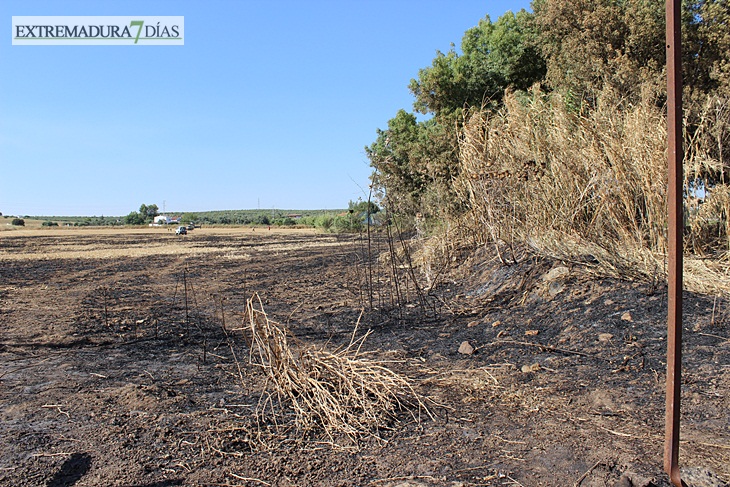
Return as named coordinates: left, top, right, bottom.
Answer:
left=0, top=229, right=728, bottom=486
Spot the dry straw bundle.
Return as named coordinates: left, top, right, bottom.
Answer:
left=245, top=294, right=429, bottom=445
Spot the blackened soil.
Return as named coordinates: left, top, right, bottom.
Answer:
left=0, top=230, right=727, bottom=487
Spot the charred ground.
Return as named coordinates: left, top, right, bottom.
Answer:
left=0, top=229, right=728, bottom=486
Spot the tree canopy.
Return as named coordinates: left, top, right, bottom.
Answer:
left=408, top=10, right=545, bottom=118
left=139, top=204, right=159, bottom=220
left=124, top=203, right=159, bottom=225
left=367, top=1, right=730, bottom=220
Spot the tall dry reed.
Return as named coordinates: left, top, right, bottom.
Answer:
left=453, top=86, right=730, bottom=293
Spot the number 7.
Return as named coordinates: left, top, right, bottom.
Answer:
left=130, top=20, right=143, bottom=44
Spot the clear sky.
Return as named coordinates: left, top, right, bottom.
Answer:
left=1, top=0, right=531, bottom=217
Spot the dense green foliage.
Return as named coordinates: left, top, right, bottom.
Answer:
left=368, top=8, right=545, bottom=218
left=367, top=1, right=730, bottom=222
left=139, top=204, right=159, bottom=220
left=349, top=199, right=380, bottom=216
left=124, top=212, right=146, bottom=225
left=409, top=10, right=545, bottom=117
left=11, top=218, right=25, bottom=226
left=123, top=203, right=160, bottom=225
left=532, top=0, right=730, bottom=103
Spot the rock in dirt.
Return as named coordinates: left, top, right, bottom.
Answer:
left=548, top=280, right=566, bottom=297
left=615, top=472, right=656, bottom=487
left=540, top=266, right=570, bottom=299
left=543, top=266, right=569, bottom=282
left=621, top=311, right=634, bottom=322
left=458, top=341, right=474, bottom=355
left=680, top=467, right=728, bottom=487
left=598, top=333, right=614, bottom=343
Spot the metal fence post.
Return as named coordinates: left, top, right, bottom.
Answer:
left=665, top=0, right=684, bottom=485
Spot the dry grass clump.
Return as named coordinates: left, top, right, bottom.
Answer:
left=245, top=294, right=429, bottom=445
left=453, top=86, right=730, bottom=294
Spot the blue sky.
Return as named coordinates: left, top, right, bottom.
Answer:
left=1, top=1, right=530, bottom=216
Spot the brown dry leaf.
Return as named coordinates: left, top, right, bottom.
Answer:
left=621, top=312, right=633, bottom=322
left=525, top=330, right=539, bottom=336
left=467, top=320, right=480, bottom=328
left=492, top=320, right=501, bottom=327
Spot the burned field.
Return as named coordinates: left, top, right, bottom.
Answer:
left=0, top=229, right=728, bottom=486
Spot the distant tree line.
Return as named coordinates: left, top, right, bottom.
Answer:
left=20, top=215, right=123, bottom=226
left=22, top=202, right=380, bottom=234
left=121, top=206, right=364, bottom=230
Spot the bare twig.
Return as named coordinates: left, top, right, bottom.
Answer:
left=370, top=475, right=444, bottom=485
left=41, top=404, right=70, bottom=419
left=488, top=339, right=590, bottom=357
left=574, top=460, right=604, bottom=487
left=228, top=473, right=271, bottom=486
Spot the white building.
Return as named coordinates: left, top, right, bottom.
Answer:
left=153, top=215, right=180, bottom=225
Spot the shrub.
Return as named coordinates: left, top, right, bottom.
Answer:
left=316, top=215, right=334, bottom=231
left=41, top=221, right=59, bottom=227
left=124, top=211, right=145, bottom=225
left=11, top=218, right=25, bottom=226
left=275, top=217, right=295, bottom=226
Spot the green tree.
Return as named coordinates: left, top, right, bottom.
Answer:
left=684, top=0, right=730, bottom=96
left=124, top=211, right=145, bottom=225
left=182, top=212, right=199, bottom=224
left=532, top=0, right=663, bottom=102
left=370, top=10, right=545, bottom=220
left=349, top=199, right=380, bottom=215
left=409, top=10, right=545, bottom=117
left=366, top=110, right=426, bottom=214
left=532, top=0, right=730, bottom=102
left=317, top=215, right=334, bottom=231
left=139, top=204, right=159, bottom=222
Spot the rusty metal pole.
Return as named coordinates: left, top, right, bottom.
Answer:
left=665, top=0, right=684, bottom=485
